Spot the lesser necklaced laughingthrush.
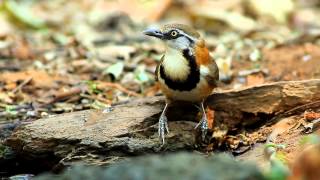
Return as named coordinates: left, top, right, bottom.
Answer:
left=143, top=24, right=219, bottom=144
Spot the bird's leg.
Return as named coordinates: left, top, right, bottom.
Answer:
left=195, top=101, right=208, bottom=140
left=158, top=103, right=169, bottom=144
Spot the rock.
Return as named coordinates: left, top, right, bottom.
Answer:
left=35, top=153, right=265, bottom=180
left=5, top=97, right=199, bottom=170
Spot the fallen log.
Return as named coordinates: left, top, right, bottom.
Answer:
left=207, top=79, right=320, bottom=127
left=4, top=79, right=320, bottom=171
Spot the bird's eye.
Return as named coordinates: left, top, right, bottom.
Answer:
left=170, top=30, right=178, bottom=37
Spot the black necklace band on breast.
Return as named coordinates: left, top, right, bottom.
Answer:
left=160, top=49, right=200, bottom=91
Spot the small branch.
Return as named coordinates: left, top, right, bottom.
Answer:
left=96, top=81, right=140, bottom=97
left=12, top=76, right=33, bottom=94
left=53, top=87, right=82, bottom=102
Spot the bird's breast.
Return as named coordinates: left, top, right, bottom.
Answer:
left=159, top=48, right=200, bottom=91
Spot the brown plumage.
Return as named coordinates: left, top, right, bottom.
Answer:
left=143, top=24, right=219, bottom=144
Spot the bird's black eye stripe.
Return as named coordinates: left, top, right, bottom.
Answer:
left=185, top=36, right=194, bottom=44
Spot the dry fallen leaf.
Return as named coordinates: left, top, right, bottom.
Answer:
left=0, top=71, right=64, bottom=89
left=207, top=108, right=214, bottom=130
left=246, top=73, right=265, bottom=86
left=304, top=111, right=320, bottom=121
left=189, top=8, right=257, bottom=32
left=246, top=0, right=294, bottom=24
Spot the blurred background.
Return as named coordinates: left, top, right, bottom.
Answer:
left=1, top=0, right=320, bottom=118
left=1, top=0, right=320, bottom=179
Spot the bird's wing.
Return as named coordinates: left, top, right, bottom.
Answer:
left=155, top=55, right=165, bottom=81
left=202, top=56, right=219, bottom=87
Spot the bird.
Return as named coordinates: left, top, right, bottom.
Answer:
left=143, top=24, right=219, bottom=144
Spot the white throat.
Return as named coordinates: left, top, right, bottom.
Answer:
left=162, top=47, right=190, bottom=81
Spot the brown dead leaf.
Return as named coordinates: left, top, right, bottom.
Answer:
left=0, top=92, right=13, bottom=104
left=226, top=136, right=240, bottom=149
left=304, top=111, right=320, bottom=121
left=10, top=39, right=34, bottom=60
left=207, top=107, right=214, bottom=129
left=189, top=3, right=257, bottom=32
left=4, top=82, right=17, bottom=91
left=147, top=0, right=172, bottom=22
left=96, top=81, right=140, bottom=97
left=268, top=116, right=296, bottom=143
left=144, top=83, right=160, bottom=97
left=93, top=0, right=172, bottom=22
left=246, top=73, right=265, bottom=86
left=0, top=70, right=65, bottom=89
left=47, top=87, right=84, bottom=104
left=212, top=126, right=228, bottom=146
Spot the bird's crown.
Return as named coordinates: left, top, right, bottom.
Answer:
left=161, top=24, right=200, bottom=39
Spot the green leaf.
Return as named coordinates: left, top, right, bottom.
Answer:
left=85, top=81, right=102, bottom=94
left=52, top=33, right=70, bottom=45
left=135, top=69, right=150, bottom=83
left=4, top=0, right=46, bottom=29
left=0, top=144, right=14, bottom=159
left=264, top=143, right=286, bottom=149
left=104, top=62, right=124, bottom=81
left=249, top=49, right=262, bottom=62
left=265, top=159, right=289, bottom=180
left=5, top=105, right=17, bottom=115
left=91, top=100, right=109, bottom=109
left=300, top=134, right=320, bottom=145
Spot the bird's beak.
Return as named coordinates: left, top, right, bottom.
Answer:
left=143, top=27, right=164, bottom=39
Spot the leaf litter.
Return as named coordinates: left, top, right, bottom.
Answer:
left=1, top=0, right=320, bottom=178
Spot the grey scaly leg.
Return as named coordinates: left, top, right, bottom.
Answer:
left=158, top=103, right=169, bottom=144
left=195, top=102, right=208, bottom=140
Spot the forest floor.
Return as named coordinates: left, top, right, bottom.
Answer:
left=1, top=0, right=320, bottom=179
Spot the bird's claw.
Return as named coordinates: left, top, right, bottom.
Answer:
left=195, top=115, right=208, bottom=140
left=158, top=114, right=169, bottom=145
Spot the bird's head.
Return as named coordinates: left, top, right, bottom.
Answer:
left=143, top=24, right=201, bottom=50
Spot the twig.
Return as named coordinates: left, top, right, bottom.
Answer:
left=41, top=87, right=84, bottom=107
left=52, top=87, right=83, bottom=102
left=80, top=93, right=112, bottom=105
left=266, top=100, right=320, bottom=143
left=12, top=76, right=33, bottom=93
left=96, top=81, right=140, bottom=97
left=267, top=100, right=320, bottom=126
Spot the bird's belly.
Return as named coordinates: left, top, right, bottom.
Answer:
left=159, top=77, right=212, bottom=102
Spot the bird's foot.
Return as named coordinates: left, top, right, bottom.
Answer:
left=158, top=114, right=169, bottom=145
left=195, top=115, right=208, bottom=140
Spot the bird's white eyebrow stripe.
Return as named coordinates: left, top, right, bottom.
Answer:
left=176, top=29, right=197, bottom=42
